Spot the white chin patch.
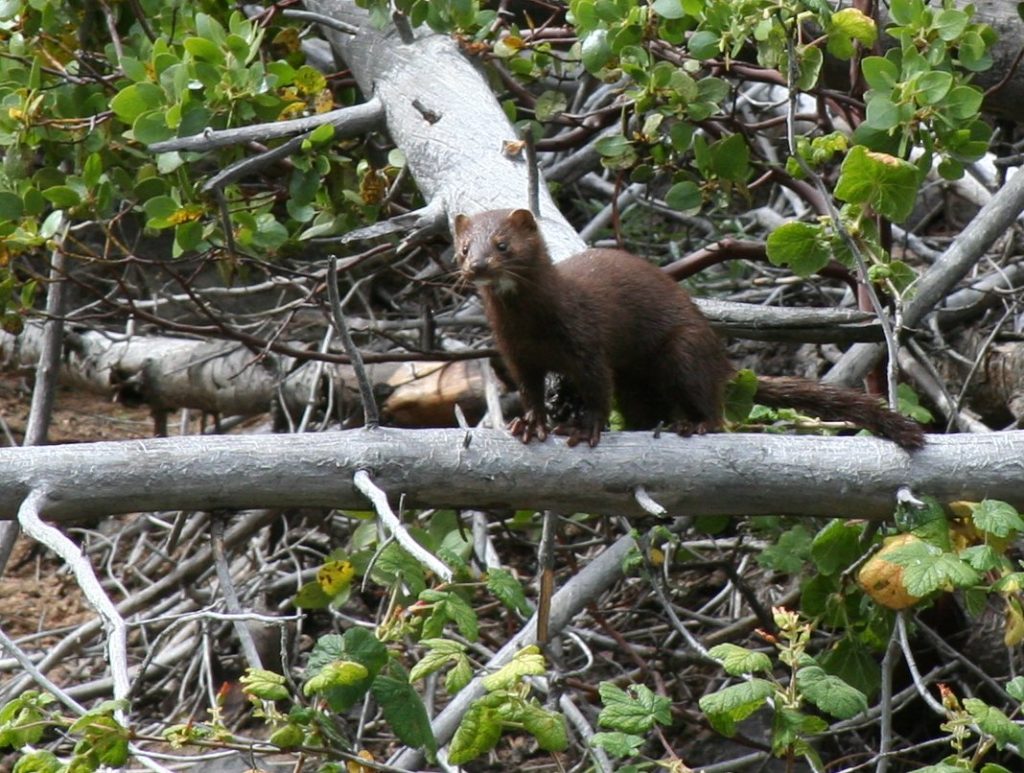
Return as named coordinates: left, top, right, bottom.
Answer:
left=494, top=276, right=518, bottom=294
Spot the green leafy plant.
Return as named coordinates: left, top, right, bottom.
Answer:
left=915, top=678, right=1024, bottom=772
left=700, top=607, right=868, bottom=769
left=589, top=681, right=675, bottom=770
left=440, top=646, right=567, bottom=765
left=0, top=695, right=131, bottom=773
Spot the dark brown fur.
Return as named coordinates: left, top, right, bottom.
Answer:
left=453, top=208, right=925, bottom=450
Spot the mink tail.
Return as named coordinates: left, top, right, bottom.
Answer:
left=755, top=376, right=926, bottom=450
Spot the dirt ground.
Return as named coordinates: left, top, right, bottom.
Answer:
left=0, top=370, right=155, bottom=639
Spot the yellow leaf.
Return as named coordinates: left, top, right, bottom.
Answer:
left=857, top=533, right=921, bottom=610
left=317, top=559, right=355, bottom=595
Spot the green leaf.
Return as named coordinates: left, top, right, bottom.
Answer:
left=665, top=181, right=701, bottom=212
left=723, top=368, right=757, bottom=422
left=796, top=665, right=868, bottom=719
left=861, top=57, right=898, bottom=91
left=409, top=638, right=466, bottom=683
left=175, top=221, right=203, bottom=252
left=448, top=702, right=502, bottom=765
left=486, top=568, right=532, bottom=615
left=766, top=222, right=831, bottom=277
left=39, top=210, right=66, bottom=239
left=371, top=675, right=437, bottom=752
left=688, top=30, right=719, bottom=60
left=12, top=749, right=61, bottom=773
left=269, top=723, right=305, bottom=749
left=598, top=682, right=672, bottom=734
left=421, top=588, right=479, bottom=641
left=756, top=524, right=813, bottom=573
left=810, top=520, right=863, bottom=576
left=0, top=692, right=53, bottom=749
left=303, top=660, right=370, bottom=696
left=183, top=36, right=225, bottom=64
left=914, top=71, right=953, bottom=106
left=0, top=192, right=24, bottom=221
left=482, top=645, right=547, bottom=691
left=964, top=698, right=1024, bottom=749
left=652, top=0, right=686, bottom=19
left=771, top=706, right=828, bottom=758
left=535, top=90, right=567, bottom=122
left=792, top=45, right=823, bottom=91
left=835, top=146, right=919, bottom=223
left=306, top=628, right=388, bottom=712
left=935, top=9, right=969, bottom=41
left=308, top=123, right=336, bottom=145
left=971, top=500, right=1024, bottom=538
left=240, top=668, right=290, bottom=701
left=446, top=656, right=473, bottom=693
left=884, top=541, right=980, bottom=596
left=41, top=186, right=81, bottom=208
left=707, top=643, right=772, bottom=676
left=944, top=85, right=983, bottom=120
left=830, top=8, right=877, bottom=47
left=110, top=83, right=165, bottom=124
left=581, top=29, right=612, bottom=73
left=960, top=544, right=1002, bottom=572
left=698, top=679, right=774, bottom=736
left=517, top=702, right=568, bottom=751
left=591, top=731, right=645, bottom=757
left=1005, top=675, right=1024, bottom=702
left=864, top=93, right=901, bottom=131
left=818, top=638, right=881, bottom=699
left=594, top=134, right=632, bottom=158
left=371, top=542, right=427, bottom=595
left=70, top=713, right=129, bottom=767
left=293, top=580, right=331, bottom=609
left=709, top=133, right=749, bottom=183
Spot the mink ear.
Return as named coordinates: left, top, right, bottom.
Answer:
left=453, top=213, right=470, bottom=239
left=507, top=209, right=537, bottom=231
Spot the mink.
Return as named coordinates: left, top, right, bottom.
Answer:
left=453, top=208, right=925, bottom=450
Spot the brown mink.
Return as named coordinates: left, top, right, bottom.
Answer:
left=453, top=208, right=925, bottom=450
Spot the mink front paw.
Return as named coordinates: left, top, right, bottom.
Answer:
left=508, top=411, right=549, bottom=443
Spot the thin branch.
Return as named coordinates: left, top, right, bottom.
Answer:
left=148, top=98, right=383, bottom=153
left=327, top=257, right=379, bottom=428
left=536, top=510, right=557, bottom=644
left=0, top=626, right=86, bottom=714
left=210, top=516, right=264, bottom=670
left=876, top=622, right=900, bottom=773
left=17, top=489, right=131, bottom=705
left=281, top=8, right=359, bottom=34
left=353, top=469, right=452, bottom=582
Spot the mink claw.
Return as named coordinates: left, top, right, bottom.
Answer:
left=508, top=414, right=548, bottom=444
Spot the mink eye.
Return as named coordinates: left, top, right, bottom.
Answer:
left=495, top=241, right=508, bottom=252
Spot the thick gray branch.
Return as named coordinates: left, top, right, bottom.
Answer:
left=147, top=98, right=383, bottom=153
left=0, top=430, right=1021, bottom=522
left=303, top=0, right=586, bottom=260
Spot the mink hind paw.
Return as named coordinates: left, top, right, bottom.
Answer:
left=553, top=423, right=602, bottom=448
left=669, top=420, right=716, bottom=437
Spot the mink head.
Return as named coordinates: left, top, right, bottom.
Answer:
left=453, top=209, right=548, bottom=293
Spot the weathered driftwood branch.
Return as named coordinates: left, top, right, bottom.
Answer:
left=1, top=429, right=1022, bottom=522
